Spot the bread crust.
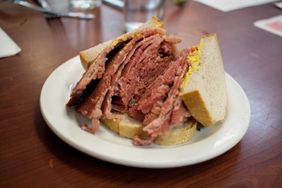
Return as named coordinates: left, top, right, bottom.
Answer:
left=155, top=121, right=197, bottom=146
left=102, top=114, right=197, bottom=146
left=182, top=91, right=214, bottom=126
left=80, top=40, right=113, bottom=70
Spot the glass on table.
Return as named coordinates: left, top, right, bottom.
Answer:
left=124, top=0, right=166, bottom=32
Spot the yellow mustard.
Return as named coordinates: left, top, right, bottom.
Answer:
left=111, top=33, right=131, bottom=47
left=152, top=16, right=164, bottom=28
left=180, top=38, right=205, bottom=90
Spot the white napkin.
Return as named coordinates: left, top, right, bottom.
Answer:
left=275, top=2, right=282, bottom=9
left=254, top=15, right=282, bottom=37
left=195, top=0, right=279, bottom=12
left=0, top=27, right=21, bottom=58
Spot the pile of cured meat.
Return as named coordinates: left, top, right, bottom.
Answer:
left=67, top=27, right=193, bottom=145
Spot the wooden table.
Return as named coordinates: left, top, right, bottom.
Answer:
left=0, top=1, right=281, bottom=187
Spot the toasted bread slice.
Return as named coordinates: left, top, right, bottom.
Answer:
left=181, top=34, right=227, bottom=127
left=80, top=17, right=164, bottom=70
left=101, top=113, right=197, bottom=146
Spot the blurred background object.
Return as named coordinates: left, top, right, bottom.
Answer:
left=69, top=0, right=102, bottom=10
left=12, top=0, right=95, bottom=19
left=124, top=0, right=165, bottom=32
left=103, top=0, right=124, bottom=9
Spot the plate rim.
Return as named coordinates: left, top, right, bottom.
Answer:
left=40, top=56, right=251, bottom=168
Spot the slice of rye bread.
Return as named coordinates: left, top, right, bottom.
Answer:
left=181, top=34, right=227, bottom=127
left=102, top=113, right=197, bottom=146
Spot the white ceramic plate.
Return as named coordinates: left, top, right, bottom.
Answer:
left=40, top=56, right=250, bottom=168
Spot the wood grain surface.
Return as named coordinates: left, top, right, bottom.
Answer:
left=0, top=1, right=281, bottom=187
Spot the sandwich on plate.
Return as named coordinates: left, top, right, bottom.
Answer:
left=67, top=17, right=227, bottom=146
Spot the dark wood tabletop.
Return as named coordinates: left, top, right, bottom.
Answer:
left=0, top=1, right=282, bottom=187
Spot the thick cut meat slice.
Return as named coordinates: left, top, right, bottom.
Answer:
left=67, top=42, right=126, bottom=107
left=170, top=97, right=190, bottom=126
left=137, top=67, right=176, bottom=115
left=133, top=49, right=191, bottom=145
left=143, top=101, right=163, bottom=124
left=117, top=41, right=177, bottom=118
left=110, top=38, right=171, bottom=115
left=117, top=39, right=165, bottom=109
left=102, top=35, right=162, bottom=119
